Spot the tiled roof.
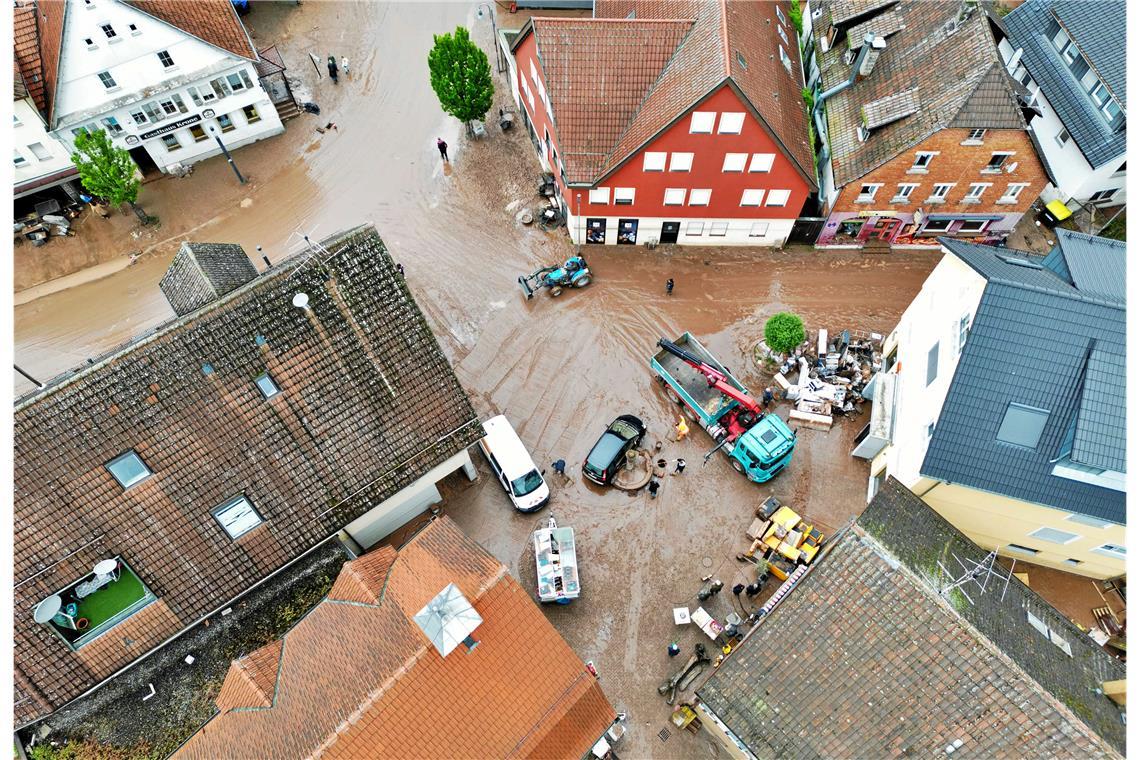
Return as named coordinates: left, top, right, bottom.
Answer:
left=923, top=237, right=1125, bottom=523
left=13, top=225, right=483, bottom=727
left=861, top=87, right=919, bottom=129
left=175, top=518, right=616, bottom=760
left=326, top=544, right=397, bottom=605
left=524, top=0, right=815, bottom=186
left=697, top=478, right=1125, bottom=758
left=214, top=639, right=282, bottom=711
left=13, top=2, right=46, bottom=114
left=158, top=242, right=260, bottom=317
left=816, top=0, right=1027, bottom=186
left=1047, top=227, right=1127, bottom=302
left=123, top=0, right=257, bottom=60
left=1004, top=0, right=1125, bottom=168
left=529, top=18, right=693, bottom=181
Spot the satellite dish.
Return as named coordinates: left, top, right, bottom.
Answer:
left=1005, top=161, right=1018, bottom=173
left=413, top=583, right=483, bottom=657
left=34, top=595, right=62, bottom=624
left=291, top=292, right=310, bottom=309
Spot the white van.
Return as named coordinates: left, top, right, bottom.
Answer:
left=478, top=415, right=549, bottom=512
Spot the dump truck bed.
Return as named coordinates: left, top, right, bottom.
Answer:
left=652, top=333, right=745, bottom=421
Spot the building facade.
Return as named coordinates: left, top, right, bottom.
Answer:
left=810, top=0, right=1046, bottom=248
left=21, top=0, right=283, bottom=177
left=995, top=0, right=1126, bottom=209
left=857, top=230, right=1125, bottom=578
left=13, top=74, right=80, bottom=205
left=13, top=225, right=482, bottom=727
left=509, top=0, right=816, bottom=247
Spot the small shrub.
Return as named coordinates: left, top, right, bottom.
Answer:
left=764, top=313, right=806, bottom=356
left=788, top=0, right=804, bottom=34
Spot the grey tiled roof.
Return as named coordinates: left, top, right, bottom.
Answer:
left=1003, top=0, right=1125, bottom=168
left=815, top=1, right=1026, bottom=186
left=159, top=242, right=259, bottom=317
left=696, top=478, right=1124, bottom=758
left=923, top=237, right=1125, bottom=523
left=1048, top=228, right=1127, bottom=302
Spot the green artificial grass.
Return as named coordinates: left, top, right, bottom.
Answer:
left=75, top=571, right=148, bottom=629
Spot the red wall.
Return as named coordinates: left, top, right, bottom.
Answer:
left=513, top=35, right=811, bottom=220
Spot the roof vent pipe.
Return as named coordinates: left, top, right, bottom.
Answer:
left=814, top=34, right=876, bottom=111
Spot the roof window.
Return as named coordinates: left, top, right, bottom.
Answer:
left=255, top=372, right=280, bottom=398
left=996, top=403, right=1049, bottom=448
left=106, top=451, right=152, bottom=489
left=997, top=255, right=1042, bottom=269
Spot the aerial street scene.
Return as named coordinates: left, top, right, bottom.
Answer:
left=8, top=0, right=1131, bottom=758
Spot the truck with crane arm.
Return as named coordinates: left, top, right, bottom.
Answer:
left=651, top=333, right=796, bottom=483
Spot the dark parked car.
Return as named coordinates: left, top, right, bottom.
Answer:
left=583, top=415, right=647, bottom=486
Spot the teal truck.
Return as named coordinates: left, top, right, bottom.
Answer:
left=651, top=333, right=796, bottom=483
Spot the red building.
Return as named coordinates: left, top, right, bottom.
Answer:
left=510, top=0, right=816, bottom=247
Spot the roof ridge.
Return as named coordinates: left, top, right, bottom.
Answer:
left=718, top=0, right=730, bottom=79
left=533, top=16, right=697, bottom=24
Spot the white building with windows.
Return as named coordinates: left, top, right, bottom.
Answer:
left=994, top=0, right=1126, bottom=209
left=26, top=0, right=283, bottom=176
left=13, top=74, right=80, bottom=203
left=856, top=230, right=1125, bottom=578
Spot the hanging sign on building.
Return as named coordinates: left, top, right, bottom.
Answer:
left=139, top=114, right=202, bottom=141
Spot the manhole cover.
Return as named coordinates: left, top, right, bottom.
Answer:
left=701, top=557, right=713, bottom=568
left=658, top=727, right=671, bottom=743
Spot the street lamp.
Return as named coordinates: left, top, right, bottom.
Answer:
left=476, top=3, right=505, bottom=74
left=576, top=193, right=582, bottom=251
left=207, top=123, right=246, bottom=185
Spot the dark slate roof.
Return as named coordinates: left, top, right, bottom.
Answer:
left=696, top=479, right=1124, bottom=758
left=1049, top=228, right=1127, bottom=302
left=815, top=0, right=1027, bottom=186
left=923, top=238, right=1125, bottom=523
left=159, top=242, right=259, bottom=317
left=12, top=224, right=483, bottom=727
left=1003, top=0, right=1125, bottom=168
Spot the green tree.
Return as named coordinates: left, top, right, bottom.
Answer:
left=764, top=312, right=806, bottom=356
left=428, top=26, right=493, bottom=133
left=788, top=0, right=804, bottom=35
left=71, top=128, right=150, bottom=223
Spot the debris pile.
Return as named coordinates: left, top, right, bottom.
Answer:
left=772, top=328, right=884, bottom=430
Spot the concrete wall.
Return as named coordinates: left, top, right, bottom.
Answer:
left=818, top=128, right=1047, bottom=246
left=13, top=97, right=77, bottom=196
left=53, top=0, right=282, bottom=173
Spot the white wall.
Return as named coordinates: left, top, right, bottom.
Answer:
left=874, top=252, right=987, bottom=488
left=13, top=97, right=77, bottom=194
left=565, top=211, right=795, bottom=247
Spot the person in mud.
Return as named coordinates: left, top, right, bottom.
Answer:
left=647, top=478, right=660, bottom=499
left=762, top=387, right=774, bottom=409
left=327, top=55, right=339, bottom=83
left=666, top=278, right=674, bottom=295
left=437, top=137, right=449, bottom=162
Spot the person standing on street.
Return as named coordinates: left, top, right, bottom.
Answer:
left=647, top=478, right=660, bottom=499
left=762, top=387, right=774, bottom=410
left=437, top=137, right=449, bottom=162
left=666, top=278, right=675, bottom=295
left=327, top=55, right=339, bottom=83
left=341, top=56, right=350, bottom=78
left=671, top=458, right=686, bottom=476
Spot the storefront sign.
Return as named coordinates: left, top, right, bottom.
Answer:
left=124, top=135, right=140, bottom=146
left=203, top=108, right=215, bottom=118
left=139, top=114, right=201, bottom=141
left=854, top=209, right=894, bottom=218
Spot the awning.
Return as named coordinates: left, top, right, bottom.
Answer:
left=926, top=214, right=1004, bottom=221
left=15, top=166, right=80, bottom=199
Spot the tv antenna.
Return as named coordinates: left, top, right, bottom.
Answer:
left=936, top=549, right=1015, bottom=606
left=286, top=226, right=335, bottom=278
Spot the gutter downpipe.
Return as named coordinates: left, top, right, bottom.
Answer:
left=812, top=33, right=876, bottom=167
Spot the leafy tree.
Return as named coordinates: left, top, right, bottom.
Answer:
left=427, top=26, right=493, bottom=132
left=788, top=0, right=804, bottom=35
left=764, top=312, right=806, bottom=356
left=71, top=128, right=150, bottom=223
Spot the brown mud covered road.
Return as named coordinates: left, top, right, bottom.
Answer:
left=14, top=3, right=940, bottom=757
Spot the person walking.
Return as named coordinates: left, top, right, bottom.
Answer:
left=762, top=387, right=774, bottom=410
left=666, top=278, right=675, bottom=295
left=436, top=137, right=449, bottom=162
left=396, top=262, right=405, bottom=278
left=671, top=458, right=687, bottom=476
left=647, top=478, right=660, bottom=499
left=552, top=459, right=566, bottom=477
left=327, top=55, right=339, bottom=83
left=341, top=56, right=350, bottom=78
left=674, top=416, right=689, bottom=442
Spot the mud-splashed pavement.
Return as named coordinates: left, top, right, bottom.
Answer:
left=13, top=3, right=940, bottom=757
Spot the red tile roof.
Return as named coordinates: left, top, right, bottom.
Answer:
left=123, top=0, right=257, bottom=60
left=521, top=0, right=815, bottom=187
left=13, top=2, right=46, bottom=114
left=175, top=518, right=615, bottom=760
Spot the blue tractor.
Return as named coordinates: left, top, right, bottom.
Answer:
left=518, top=256, right=592, bottom=299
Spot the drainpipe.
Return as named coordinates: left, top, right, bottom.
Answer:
left=812, top=34, right=878, bottom=167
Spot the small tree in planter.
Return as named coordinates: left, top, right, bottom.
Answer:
left=764, top=312, right=806, bottom=356
left=428, top=26, right=493, bottom=136
left=71, top=128, right=152, bottom=224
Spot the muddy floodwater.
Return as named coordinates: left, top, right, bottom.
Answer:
left=13, top=2, right=940, bottom=757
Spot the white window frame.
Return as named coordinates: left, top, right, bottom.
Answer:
left=588, top=187, right=609, bottom=204
left=28, top=142, right=52, bottom=161
left=964, top=182, right=990, bottom=202
left=669, top=152, right=694, bottom=172
left=1028, top=526, right=1081, bottom=545
left=722, top=153, right=748, bottom=172
left=740, top=189, right=764, bottom=206
left=928, top=183, right=954, bottom=202
left=1091, top=544, right=1126, bottom=559
left=718, top=112, right=745, bottom=134
left=255, top=372, right=280, bottom=398
left=983, top=151, right=1014, bottom=173
left=922, top=218, right=953, bottom=233
left=709, top=222, right=729, bottom=237
left=749, top=221, right=769, bottom=237
left=957, top=219, right=989, bottom=234
left=777, top=24, right=788, bottom=44
left=892, top=183, right=918, bottom=202
left=779, top=46, right=791, bottom=72
left=765, top=189, right=790, bottom=207
left=686, top=221, right=705, bottom=235
left=643, top=152, right=667, bottom=172
left=963, top=128, right=986, bottom=144
left=775, top=4, right=786, bottom=23
left=664, top=188, right=686, bottom=206
left=999, top=183, right=1028, bottom=204
left=1088, top=189, right=1117, bottom=204
left=1067, top=513, right=1114, bottom=529
left=106, top=451, right=152, bottom=489
left=749, top=153, right=775, bottom=172
left=1055, top=127, right=1070, bottom=147
left=212, top=495, right=264, bottom=539
left=688, top=188, right=711, bottom=206
left=957, top=313, right=971, bottom=353
left=911, top=151, right=937, bottom=171
left=614, top=187, right=635, bottom=205
left=13, top=149, right=28, bottom=167
left=856, top=183, right=882, bottom=202
left=161, top=134, right=181, bottom=151
left=97, top=71, right=117, bottom=90
left=690, top=111, right=716, bottom=134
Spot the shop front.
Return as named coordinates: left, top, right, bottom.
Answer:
left=819, top=209, right=1014, bottom=248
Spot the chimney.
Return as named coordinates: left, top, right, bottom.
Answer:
left=858, top=36, right=887, bottom=78
left=159, top=242, right=259, bottom=317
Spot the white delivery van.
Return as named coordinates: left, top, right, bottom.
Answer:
left=478, top=415, right=550, bottom=512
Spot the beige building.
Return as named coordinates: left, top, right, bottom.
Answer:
left=855, top=229, right=1124, bottom=578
